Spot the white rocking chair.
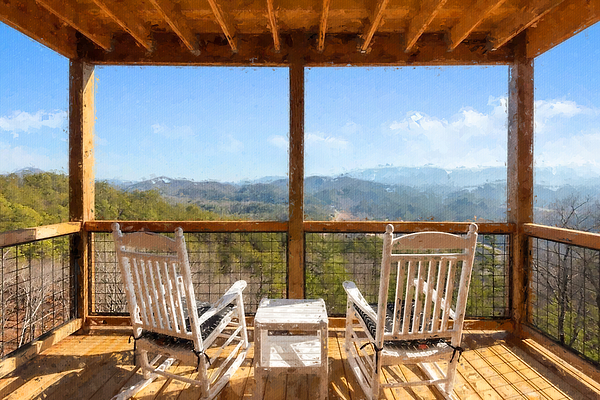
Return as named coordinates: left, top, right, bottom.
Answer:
left=112, top=223, right=250, bottom=400
left=343, top=223, right=478, bottom=399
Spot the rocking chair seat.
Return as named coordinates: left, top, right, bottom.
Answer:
left=138, top=302, right=235, bottom=351
left=353, top=302, right=451, bottom=360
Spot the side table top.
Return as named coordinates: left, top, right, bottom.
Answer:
left=254, top=298, right=328, bottom=325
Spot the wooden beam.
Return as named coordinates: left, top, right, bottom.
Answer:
left=69, top=62, right=96, bottom=223
left=85, top=220, right=288, bottom=233
left=305, top=221, right=515, bottom=235
left=488, top=0, right=565, bottom=51
left=288, top=60, right=305, bottom=299
left=37, top=0, right=112, bottom=51
left=206, top=0, right=238, bottom=53
left=447, top=0, right=507, bottom=51
left=266, top=0, right=280, bottom=52
left=148, top=0, right=199, bottom=54
left=360, top=0, right=389, bottom=53
left=69, top=61, right=96, bottom=322
left=317, top=0, right=331, bottom=52
left=404, top=0, right=448, bottom=53
left=0, top=222, right=81, bottom=247
left=92, top=0, right=153, bottom=51
left=527, top=0, right=600, bottom=58
left=82, top=32, right=515, bottom=66
left=524, top=223, right=600, bottom=250
left=507, top=33, right=534, bottom=337
left=0, top=0, right=77, bottom=58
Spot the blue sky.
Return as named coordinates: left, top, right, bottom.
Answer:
left=1, top=21, right=600, bottom=183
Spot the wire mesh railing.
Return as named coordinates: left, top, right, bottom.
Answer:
left=92, top=231, right=287, bottom=314
left=530, top=237, right=600, bottom=365
left=0, top=234, right=76, bottom=358
left=305, top=232, right=510, bottom=317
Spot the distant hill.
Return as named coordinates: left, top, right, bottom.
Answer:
left=4, top=166, right=599, bottom=222
left=345, top=165, right=600, bottom=188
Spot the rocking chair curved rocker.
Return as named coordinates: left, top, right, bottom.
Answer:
left=112, top=223, right=250, bottom=399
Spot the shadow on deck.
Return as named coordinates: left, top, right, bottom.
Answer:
left=1, top=328, right=599, bottom=400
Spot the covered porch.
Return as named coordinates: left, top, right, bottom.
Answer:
left=2, top=0, right=600, bottom=398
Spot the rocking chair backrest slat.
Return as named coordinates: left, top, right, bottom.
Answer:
left=112, top=223, right=203, bottom=350
left=379, top=224, right=477, bottom=344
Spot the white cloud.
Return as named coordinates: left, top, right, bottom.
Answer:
left=150, top=123, right=195, bottom=139
left=306, top=132, right=349, bottom=149
left=269, top=135, right=288, bottom=149
left=0, top=142, right=65, bottom=173
left=340, top=121, right=361, bottom=135
left=535, top=99, right=584, bottom=120
left=382, top=99, right=508, bottom=169
left=534, top=99, right=593, bottom=134
left=0, top=110, right=67, bottom=135
left=220, top=135, right=244, bottom=153
left=536, top=129, right=600, bottom=169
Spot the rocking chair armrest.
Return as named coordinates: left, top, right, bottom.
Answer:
left=343, top=281, right=377, bottom=322
left=198, top=280, right=247, bottom=325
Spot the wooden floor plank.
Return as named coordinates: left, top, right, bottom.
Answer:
left=0, top=330, right=598, bottom=400
left=216, top=343, right=254, bottom=400
left=327, top=331, right=352, bottom=400
left=2, top=334, right=112, bottom=399
left=50, top=336, right=134, bottom=399
left=332, top=330, right=365, bottom=400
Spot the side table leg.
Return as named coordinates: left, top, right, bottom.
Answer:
left=320, top=325, right=329, bottom=399
left=254, top=368, right=265, bottom=400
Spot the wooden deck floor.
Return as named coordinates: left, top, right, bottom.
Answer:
left=1, top=329, right=599, bottom=400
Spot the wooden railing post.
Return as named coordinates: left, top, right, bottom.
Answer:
left=507, top=32, right=534, bottom=336
left=288, top=57, right=305, bottom=299
left=69, top=60, right=96, bottom=323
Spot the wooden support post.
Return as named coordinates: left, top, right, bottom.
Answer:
left=69, top=60, right=96, bottom=323
left=507, top=33, right=534, bottom=337
left=288, top=59, right=305, bottom=299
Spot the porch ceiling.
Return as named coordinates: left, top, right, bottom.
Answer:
left=1, top=0, right=599, bottom=65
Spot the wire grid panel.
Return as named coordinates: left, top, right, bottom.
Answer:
left=305, top=232, right=510, bottom=317
left=530, top=237, right=600, bottom=365
left=92, top=231, right=287, bottom=314
left=305, top=232, right=383, bottom=316
left=0, top=235, right=76, bottom=358
left=468, top=234, right=509, bottom=318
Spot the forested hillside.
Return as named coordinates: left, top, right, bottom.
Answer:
left=0, top=172, right=223, bottom=231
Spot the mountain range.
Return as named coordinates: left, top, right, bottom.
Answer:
left=7, top=165, right=599, bottom=221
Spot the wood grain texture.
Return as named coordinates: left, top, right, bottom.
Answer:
left=1, top=329, right=597, bottom=399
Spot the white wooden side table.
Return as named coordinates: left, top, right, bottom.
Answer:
left=253, top=298, right=328, bottom=399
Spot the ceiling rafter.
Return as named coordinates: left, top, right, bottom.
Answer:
left=317, top=0, right=331, bottom=52
left=447, top=0, right=507, bottom=51
left=405, top=0, right=448, bottom=53
left=148, top=0, right=198, bottom=54
left=360, top=0, right=389, bottom=53
left=527, top=0, right=600, bottom=58
left=488, top=0, right=565, bottom=51
left=37, top=0, right=112, bottom=51
left=207, top=0, right=238, bottom=53
left=266, top=0, right=280, bottom=52
left=92, top=0, right=153, bottom=51
left=0, top=0, right=76, bottom=58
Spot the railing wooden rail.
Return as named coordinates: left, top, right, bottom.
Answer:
left=524, top=223, right=600, bottom=250
left=0, top=222, right=81, bottom=247
left=84, top=220, right=288, bottom=233
left=84, top=220, right=514, bottom=235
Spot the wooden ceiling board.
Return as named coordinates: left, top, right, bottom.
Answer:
left=0, top=0, right=597, bottom=64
